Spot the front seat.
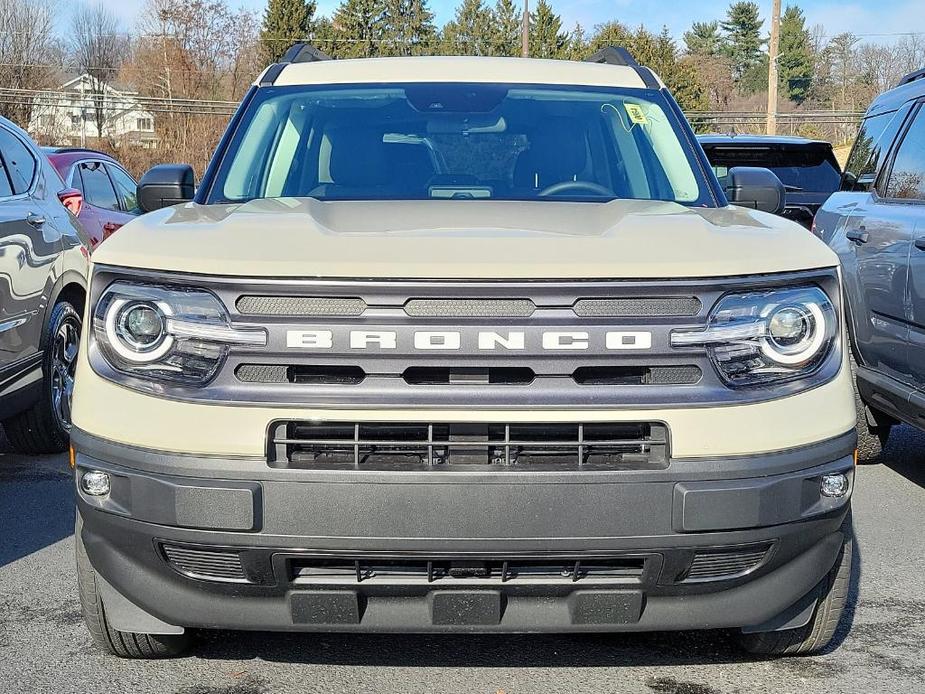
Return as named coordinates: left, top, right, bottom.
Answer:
left=513, top=121, right=588, bottom=191
left=311, top=128, right=390, bottom=199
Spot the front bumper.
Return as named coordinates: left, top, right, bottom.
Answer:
left=73, top=429, right=855, bottom=634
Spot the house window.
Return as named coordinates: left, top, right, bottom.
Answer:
left=70, top=114, right=80, bottom=127
left=136, top=117, right=153, bottom=131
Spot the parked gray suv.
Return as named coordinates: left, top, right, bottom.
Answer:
left=0, top=117, right=88, bottom=453
left=815, top=67, right=925, bottom=461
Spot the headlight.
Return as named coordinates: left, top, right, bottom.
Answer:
left=93, top=282, right=266, bottom=385
left=671, top=286, right=837, bottom=387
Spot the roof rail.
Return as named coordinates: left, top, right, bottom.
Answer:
left=585, top=45, right=659, bottom=90
left=260, top=43, right=331, bottom=86
left=280, top=43, right=332, bottom=64
left=585, top=46, right=640, bottom=67
left=897, top=67, right=925, bottom=87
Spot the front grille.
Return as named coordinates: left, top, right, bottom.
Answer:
left=682, top=545, right=771, bottom=582
left=290, top=556, right=646, bottom=584
left=572, top=365, right=701, bottom=385
left=161, top=544, right=248, bottom=583
left=236, top=295, right=367, bottom=316
left=268, top=421, right=669, bottom=470
left=404, top=298, right=535, bottom=317
left=236, top=364, right=366, bottom=385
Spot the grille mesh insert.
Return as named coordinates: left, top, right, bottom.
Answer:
left=573, top=297, right=702, bottom=317
left=162, top=545, right=247, bottom=582
left=236, top=296, right=367, bottom=316
left=683, top=546, right=770, bottom=582
left=404, top=298, right=536, bottom=317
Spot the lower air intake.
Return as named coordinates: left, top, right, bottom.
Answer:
left=162, top=544, right=248, bottom=583
left=268, top=420, right=669, bottom=470
left=682, top=545, right=771, bottom=582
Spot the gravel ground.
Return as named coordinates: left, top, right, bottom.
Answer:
left=1, top=427, right=923, bottom=694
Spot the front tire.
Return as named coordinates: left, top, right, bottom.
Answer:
left=2, top=301, right=81, bottom=454
left=738, top=515, right=853, bottom=656
left=849, top=352, right=892, bottom=464
left=76, top=522, right=190, bottom=658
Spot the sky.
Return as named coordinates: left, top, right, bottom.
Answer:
left=102, top=0, right=924, bottom=44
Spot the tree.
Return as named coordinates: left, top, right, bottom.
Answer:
left=529, top=0, right=567, bottom=59
left=71, top=3, right=129, bottom=138
left=332, top=0, right=384, bottom=58
left=259, top=0, right=316, bottom=64
left=721, top=1, right=764, bottom=83
left=684, top=20, right=722, bottom=57
left=562, top=23, right=588, bottom=61
left=0, top=0, right=59, bottom=125
left=440, top=0, right=492, bottom=55
left=778, top=5, right=813, bottom=102
left=490, top=0, right=521, bottom=57
left=380, top=0, right=436, bottom=55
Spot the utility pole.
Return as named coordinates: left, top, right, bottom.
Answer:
left=521, top=0, right=529, bottom=57
left=766, top=0, right=781, bottom=135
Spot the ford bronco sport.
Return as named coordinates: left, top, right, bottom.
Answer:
left=71, top=46, right=857, bottom=658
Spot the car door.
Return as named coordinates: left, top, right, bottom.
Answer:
left=840, top=104, right=922, bottom=385
left=890, top=103, right=925, bottom=393
left=76, top=160, right=123, bottom=245
left=104, top=163, right=141, bottom=232
left=0, top=126, right=57, bottom=380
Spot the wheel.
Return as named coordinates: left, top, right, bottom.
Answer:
left=2, top=301, right=82, bottom=454
left=738, top=515, right=853, bottom=656
left=76, top=521, right=191, bottom=658
left=849, top=352, right=892, bottom=464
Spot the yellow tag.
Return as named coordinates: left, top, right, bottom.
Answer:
left=624, top=103, right=648, bottom=125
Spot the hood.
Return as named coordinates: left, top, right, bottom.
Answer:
left=92, top=198, right=838, bottom=279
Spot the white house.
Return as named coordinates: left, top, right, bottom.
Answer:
left=29, top=73, right=157, bottom=146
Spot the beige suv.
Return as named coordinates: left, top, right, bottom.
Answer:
left=71, top=46, right=857, bottom=658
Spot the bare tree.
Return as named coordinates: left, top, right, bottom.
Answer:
left=71, top=2, right=129, bottom=138
left=0, top=0, right=59, bottom=125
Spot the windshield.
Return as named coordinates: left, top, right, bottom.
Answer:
left=208, top=83, right=713, bottom=205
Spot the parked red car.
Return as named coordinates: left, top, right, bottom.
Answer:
left=42, top=148, right=141, bottom=248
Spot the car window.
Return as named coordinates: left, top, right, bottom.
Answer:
left=79, top=161, right=120, bottom=210
left=702, top=146, right=840, bottom=193
left=0, top=127, right=37, bottom=194
left=214, top=83, right=712, bottom=206
left=106, top=164, right=140, bottom=213
left=883, top=106, right=925, bottom=200
left=843, top=109, right=907, bottom=191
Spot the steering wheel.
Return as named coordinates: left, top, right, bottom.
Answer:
left=538, top=180, right=615, bottom=198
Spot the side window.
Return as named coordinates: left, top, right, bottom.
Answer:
left=106, top=164, right=140, bottom=213
left=0, top=127, right=36, bottom=194
left=843, top=110, right=907, bottom=192
left=79, top=161, right=120, bottom=210
left=883, top=106, right=925, bottom=201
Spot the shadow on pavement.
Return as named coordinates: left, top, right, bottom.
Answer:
left=0, top=432, right=74, bottom=568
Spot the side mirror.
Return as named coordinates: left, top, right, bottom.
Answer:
left=724, top=166, right=786, bottom=215
left=137, top=164, right=195, bottom=213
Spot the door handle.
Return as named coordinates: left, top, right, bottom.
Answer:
left=846, top=229, right=869, bottom=245
left=26, top=212, right=45, bottom=228
left=915, top=237, right=925, bottom=251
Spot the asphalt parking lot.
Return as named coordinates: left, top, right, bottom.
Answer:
left=1, top=430, right=923, bottom=694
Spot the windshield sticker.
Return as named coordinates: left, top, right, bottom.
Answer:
left=624, top=103, right=649, bottom=125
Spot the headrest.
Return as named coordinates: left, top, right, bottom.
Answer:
left=328, top=128, right=388, bottom=187
left=513, top=119, right=588, bottom=188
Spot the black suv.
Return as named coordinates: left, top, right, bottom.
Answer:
left=699, top=134, right=841, bottom=228
left=814, top=68, right=925, bottom=461
left=0, top=117, right=88, bottom=453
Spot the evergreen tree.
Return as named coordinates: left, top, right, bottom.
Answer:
left=721, top=1, right=764, bottom=82
left=380, top=0, right=436, bottom=55
left=529, top=0, right=567, bottom=59
left=588, top=20, right=632, bottom=52
left=778, top=5, right=813, bottom=102
left=332, top=0, right=385, bottom=57
left=491, top=0, right=521, bottom=56
left=259, top=0, right=317, bottom=64
left=311, top=16, right=339, bottom=57
left=562, top=23, right=588, bottom=61
left=440, top=0, right=493, bottom=55
left=684, top=20, right=722, bottom=56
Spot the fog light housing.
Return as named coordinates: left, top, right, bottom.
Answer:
left=820, top=473, right=849, bottom=498
left=80, top=470, right=111, bottom=497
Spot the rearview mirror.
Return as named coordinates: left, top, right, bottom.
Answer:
left=138, top=164, right=196, bottom=213
left=724, top=166, right=785, bottom=215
